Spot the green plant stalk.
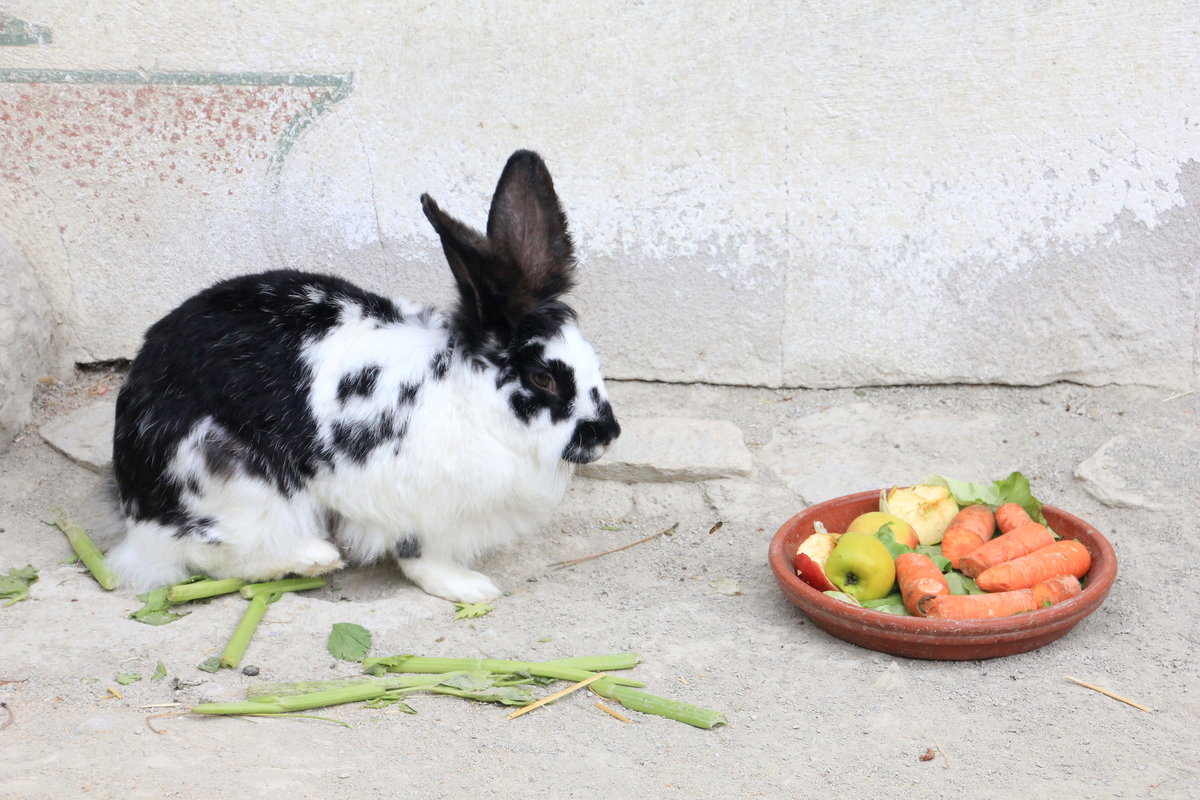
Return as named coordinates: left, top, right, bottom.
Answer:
left=362, top=654, right=644, bottom=686
left=599, top=684, right=727, bottom=730
left=166, top=577, right=246, bottom=603
left=193, top=683, right=387, bottom=715
left=52, top=511, right=118, bottom=590
left=239, top=576, right=326, bottom=599
left=219, top=592, right=279, bottom=669
left=247, top=672, right=473, bottom=699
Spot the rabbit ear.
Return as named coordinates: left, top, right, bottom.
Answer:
left=486, top=150, right=576, bottom=304
left=421, top=193, right=515, bottom=332
left=421, top=151, right=576, bottom=344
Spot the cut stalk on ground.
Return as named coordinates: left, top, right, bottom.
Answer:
left=51, top=510, right=118, bottom=590
left=219, top=591, right=280, bottom=669
left=166, top=577, right=245, bottom=604
left=239, top=577, right=326, bottom=599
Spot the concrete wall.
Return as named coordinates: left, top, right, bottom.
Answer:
left=1, top=2, right=1197, bottom=405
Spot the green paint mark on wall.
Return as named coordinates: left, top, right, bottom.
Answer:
left=0, top=68, right=353, bottom=191
left=0, top=14, right=52, bottom=46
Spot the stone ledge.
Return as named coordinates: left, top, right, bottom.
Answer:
left=579, top=416, right=752, bottom=483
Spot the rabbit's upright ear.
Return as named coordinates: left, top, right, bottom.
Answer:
left=422, top=151, right=576, bottom=345
left=486, top=150, right=576, bottom=305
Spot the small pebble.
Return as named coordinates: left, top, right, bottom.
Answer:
left=242, top=665, right=260, bottom=676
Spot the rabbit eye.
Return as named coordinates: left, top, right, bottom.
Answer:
left=529, top=370, right=557, bottom=394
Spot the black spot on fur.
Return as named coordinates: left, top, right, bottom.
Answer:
left=398, top=382, right=420, bottom=406
left=330, top=413, right=398, bottom=463
left=429, top=346, right=452, bottom=379
left=394, top=536, right=422, bottom=559
left=114, top=270, right=409, bottom=525
left=563, top=400, right=620, bottom=464
left=337, top=365, right=382, bottom=404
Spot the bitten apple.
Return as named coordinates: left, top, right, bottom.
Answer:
left=823, top=531, right=896, bottom=602
left=793, top=532, right=841, bottom=592
left=884, top=484, right=960, bottom=546
left=846, top=511, right=919, bottom=549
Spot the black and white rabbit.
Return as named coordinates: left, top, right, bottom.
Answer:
left=108, top=150, right=620, bottom=602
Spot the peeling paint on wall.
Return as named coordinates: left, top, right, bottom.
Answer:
left=0, top=70, right=352, bottom=194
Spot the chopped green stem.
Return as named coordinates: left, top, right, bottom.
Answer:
left=247, top=673, right=471, bottom=699
left=239, top=577, right=326, bottom=599
left=166, top=577, right=245, bottom=604
left=600, top=684, right=727, bottom=730
left=219, top=592, right=279, bottom=669
left=194, top=683, right=387, bottom=715
left=362, top=654, right=644, bottom=687
left=51, top=511, right=118, bottom=590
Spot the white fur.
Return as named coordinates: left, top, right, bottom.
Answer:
left=112, top=303, right=611, bottom=603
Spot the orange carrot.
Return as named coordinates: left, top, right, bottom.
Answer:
left=975, top=540, right=1092, bottom=592
left=1031, top=575, right=1082, bottom=608
left=942, top=528, right=984, bottom=570
left=925, top=589, right=1039, bottom=619
left=958, top=521, right=1055, bottom=578
left=895, top=552, right=950, bottom=616
left=940, top=504, right=996, bottom=569
left=994, top=503, right=1033, bottom=534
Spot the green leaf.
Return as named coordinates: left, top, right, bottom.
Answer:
left=115, top=673, right=142, bottom=686
left=129, top=586, right=189, bottom=625
left=874, top=525, right=915, bottom=558
left=709, top=577, right=742, bottom=596
left=945, top=572, right=984, bottom=595
left=197, top=656, right=222, bottom=674
left=823, top=590, right=862, bottom=606
left=151, top=661, right=167, bottom=681
left=0, top=564, right=38, bottom=606
left=327, top=622, right=373, bottom=662
left=861, top=593, right=911, bottom=616
left=926, top=471, right=1047, bottom=526
left=914, top=545, right=952, bottom=573
left=453, top=602, right=494, bottom=620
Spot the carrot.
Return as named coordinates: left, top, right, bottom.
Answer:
left=942, top=528, right=984, bottom=570
left=1031, top=575, right=1082, bottom=608
left=994, top=503, right=1033, bottom=534
left=895, top=553, right=950, bottom=616
left=975, top=540, right=1092, bottom=592
left=940, top=504, right=996, bottom=569
left=925, top=588, right=1039, bottom=619
left=958, top=521, right=1055, bottom=578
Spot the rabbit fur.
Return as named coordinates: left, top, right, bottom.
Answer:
left=108, top=150, right=620, bottom=602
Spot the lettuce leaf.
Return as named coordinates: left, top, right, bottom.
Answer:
left=914, top=544, right=952, bottom=573
left=874, top=524, right=915, bottom=558
left=823, top=590, right=862, bottom=606
left=861, top=593, right=911, bottom=616
left=926, top=471, right=1047, bottom=525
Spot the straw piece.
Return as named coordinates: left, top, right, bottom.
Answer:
left=550, top=522, right=679, bottom=569
left=507, top=674, right=606, bottom=720
left=594, top=701, right=633, bottom=724
left=1065, top=676, right=1154, bottom=712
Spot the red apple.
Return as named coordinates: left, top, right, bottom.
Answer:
left=793, top=532, right=841, bottom=592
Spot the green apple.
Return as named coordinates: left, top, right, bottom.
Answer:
left=846, top=511, right=919, bottom=549
left=823, top=531, right=896, bottom=602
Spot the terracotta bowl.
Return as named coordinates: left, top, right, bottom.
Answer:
left=768, top=491, right=1118, bottom=660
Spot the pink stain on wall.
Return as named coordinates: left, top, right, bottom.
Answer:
left=0, top=83, right=324, bottom=193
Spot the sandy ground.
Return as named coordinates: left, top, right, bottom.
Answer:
left=1, top=371, right=1197, bottom=799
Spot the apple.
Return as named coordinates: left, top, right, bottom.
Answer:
left=846, top=511, right=919, bottom=549
left=793, top=532, right=841, bottom=592
left=823, top=531, right=896, bottom=602
left=884, top=484, right=960, bottom=546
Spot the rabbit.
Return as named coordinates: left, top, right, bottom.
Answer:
left=107, top=150, right=620, bottom=602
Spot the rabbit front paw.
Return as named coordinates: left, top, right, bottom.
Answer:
left=288, top=539, right=345, bottom=577
left=397, top=557, right=502, bottom=603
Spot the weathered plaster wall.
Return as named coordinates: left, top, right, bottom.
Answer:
left=1, top=2, right=1197, bottom=398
